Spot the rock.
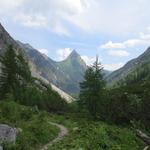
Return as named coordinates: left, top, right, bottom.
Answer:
left=0, top=124, right=17, bottom=144
left=0, top=146, right=3, bottom=150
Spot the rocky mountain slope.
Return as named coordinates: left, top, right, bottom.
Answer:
left=18, top=41, right=87, bottom=95
left=0, top=23, right=74, bottom=102
left=106, top=47, right=150, bottom=85
left=0, top=23, right=109, bottom=96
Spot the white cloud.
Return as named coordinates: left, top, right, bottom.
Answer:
left=100, top=39, right=148, bottom=50
left=0, top=0, right=23, bottom=15
left=124, top=39, right=147, bottom=47
left=14, top=13, right=48, bottom=28
left=100, top=41, right=125, bottom=49
left=38, top=49, right=49, bottom=56
left=108, top=50, right=129, bottom=57
left=100, top=29, right=150, bottom=50
left=139, top=32, right=150, bottom=40
left=147, top=26, right=150, bottom=31
left=81, top=55, right=95, bottom=65
left=52, top=21, right=70, bottom=36
left=1, top=0, right=150, bottom=35
left=57, top=48, right=72, bottom=60
left=104, top=63, right=124, bottom=71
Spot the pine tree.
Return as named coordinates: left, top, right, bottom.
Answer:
left=0, top=45, right=32, bottom=100
left=79, top=57, right=105, bottom=118
left=14, top=52, right=32, bottom=100
left=0, top=45, right=18, bottom=99
left=17, top=53, right=32, bottom=84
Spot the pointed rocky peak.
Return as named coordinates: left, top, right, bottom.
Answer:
left=68, top=49, right=80, bottom=59
left=62, top=49, right=87, bottom=69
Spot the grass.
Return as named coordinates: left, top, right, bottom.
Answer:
left=0, top=100, right=59, bottom=150
left=48, top=114, right=145, bottom=150
left=0, top=101, right=145, bottom=150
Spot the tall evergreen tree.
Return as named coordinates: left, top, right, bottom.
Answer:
left=0, top=45, right=18, bottom=99
left=17, top=53, right=32, bottom=84
left=79, top=57, right=105, bottom=118
left=0, top=45, right=32, bottom=100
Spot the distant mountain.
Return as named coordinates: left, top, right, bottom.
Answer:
left=0, top=23, right=74, bottom=102
left=18, top=42, right=87, bottom=95
left=106, top=47, right=150, bottom=86
left=56, top=50, right=87, bottom=95
left=19, top=42, right=110, bottom=95
left=0, top=23, right=109, bottom=96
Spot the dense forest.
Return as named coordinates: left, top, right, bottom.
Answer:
left=78, top=56, right=150, bottom=130
left=0, top=45, right=68, bottom=112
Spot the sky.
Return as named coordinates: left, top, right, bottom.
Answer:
left=0, top=0, right=150, bottom=71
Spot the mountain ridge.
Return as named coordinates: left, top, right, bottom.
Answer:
left=106, top=47, right=150, bottom=85
left=18, top=41, right=87, bottom=95
left=0, top=23, right=110, bottom=96
left=0, top=23, right=74, bottom=102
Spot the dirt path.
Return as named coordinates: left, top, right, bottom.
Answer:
left=41, top=122, right=68, bottom=150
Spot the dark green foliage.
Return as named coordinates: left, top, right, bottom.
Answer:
left=0, top=45, right=18, bottom=99
left=0, top=45, right=32, bottom=100
left=0, top=45, right=68, bottom=112
left=116, top=63, right=150, bottom=87
left=20, top=81, right=68, bottom=112
left=49, top=114, right=144, bottom=150
left=94, top=61, right=150, bottom=131
left=17, top=53, right=32, bottom=83
left=99, top=79, right=150, bottom=131
left=79, top=57, right=105, bottom=118
left=108, top=64, right=150, bottom=128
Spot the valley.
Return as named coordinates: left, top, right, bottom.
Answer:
left=0, top=21, right=150, bottom=150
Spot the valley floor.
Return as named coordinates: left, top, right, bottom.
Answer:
left=0, top=101, right=145, bottom=150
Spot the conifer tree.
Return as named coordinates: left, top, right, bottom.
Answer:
left=0, top=45, right=18, bottom=99
left=0, top=45, right=32, bottom=100
left=79, top=57, right=105, bottom=118
left=17, top=53, right=32, bottom=84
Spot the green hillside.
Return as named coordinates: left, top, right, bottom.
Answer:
left=106, top=47, right=150, bottom=86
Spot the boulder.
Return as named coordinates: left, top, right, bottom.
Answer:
left=0, top=146, right=3, bottom=150
left=0, top=124, right=17, bottom=144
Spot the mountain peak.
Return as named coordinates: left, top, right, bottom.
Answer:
left=68, top=50, right=80, bottom=58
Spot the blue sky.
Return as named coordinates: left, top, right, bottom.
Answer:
left=1, top=0, right=150, bottom=70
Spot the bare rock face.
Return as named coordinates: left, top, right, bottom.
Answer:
left=0, top=124, right=17, bottom=145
